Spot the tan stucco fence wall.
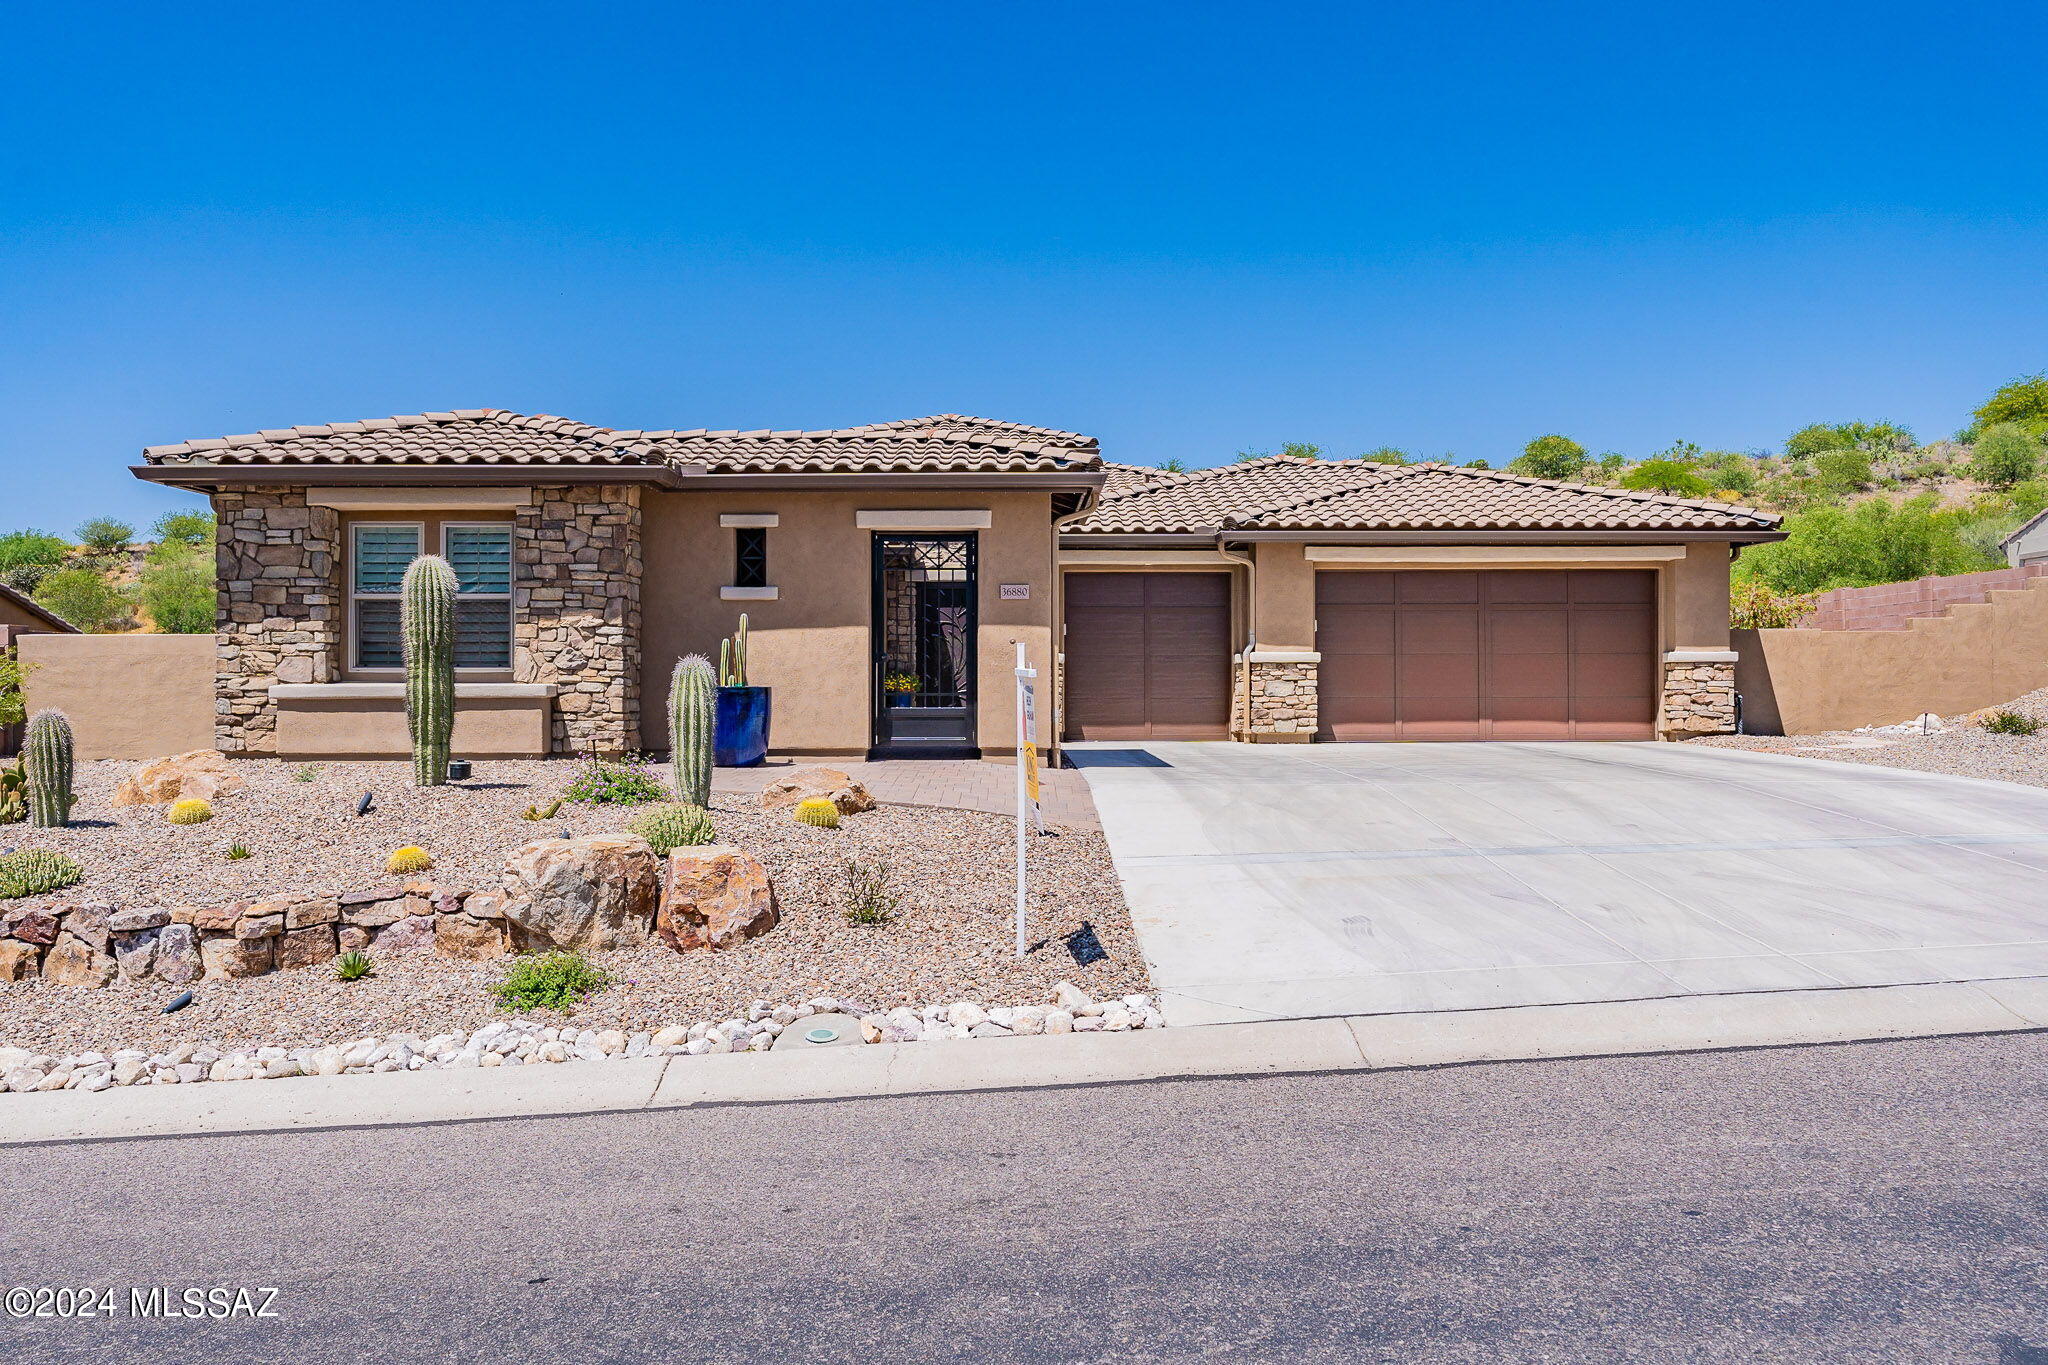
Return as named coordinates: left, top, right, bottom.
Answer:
left=17, top=633, right=217, bottom=760
left=1735, top=579, right=2048, bottom=734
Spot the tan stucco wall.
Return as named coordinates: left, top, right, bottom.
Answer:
left=1252, top=542, right=1314, bottom=652
left=19, top=633, right=216, bottom=759
left=1735, top=580, right=2048, bottom=733
left=1666, top=542, right=1732, bottom=651
left=0, top=595, right=62, bottom=635
left=273, top=694, right=551, bottom=758
left=639, top=490, right=1058, bottom=754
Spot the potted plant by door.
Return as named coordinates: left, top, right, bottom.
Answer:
left=882, top=672, right=919, bottom=707
left=714, top=614, right=771, bottom=766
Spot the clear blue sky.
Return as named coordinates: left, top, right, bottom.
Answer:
left=4, top=1, right=2045, bottom=532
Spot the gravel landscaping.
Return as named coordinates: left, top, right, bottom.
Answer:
left=1690, top=686, right=2048, bottom=789
left=0, top=758, right=1148, bottom=1055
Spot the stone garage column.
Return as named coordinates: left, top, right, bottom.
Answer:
left=514, top=484, right=643, bottom=755
left=1235, top=650, right=1319, bottom=742
left=214, top=489, right=342, bottom=754
left=1660, top=649, right=1738, bottom=737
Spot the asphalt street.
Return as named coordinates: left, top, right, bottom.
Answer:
left=4, top=1031, right=2046, bottom=1364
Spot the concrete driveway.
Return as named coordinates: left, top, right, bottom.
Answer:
left=1070, top=741, right=2048, bottom=1025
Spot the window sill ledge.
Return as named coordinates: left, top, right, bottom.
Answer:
left=720, top=586, right=779, bottom=600
left=269, top=683, right=559, bottom=701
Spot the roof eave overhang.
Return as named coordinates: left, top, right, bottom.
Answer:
left=1058, top=531, right=1221, bottom=548
left=1217, top=527, right=1787, bottom=545
left=132, top=462, right=695, bottom=490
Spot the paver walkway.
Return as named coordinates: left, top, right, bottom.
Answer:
left=1072, top=739, right=2048, bottom=1025
left=713, top=758, right=1099, bottom=829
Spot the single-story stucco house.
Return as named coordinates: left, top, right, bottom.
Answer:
left=131, top=409, right=1782, bottom=759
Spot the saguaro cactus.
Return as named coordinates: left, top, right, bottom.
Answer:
left=402, top=555, right=457, bottom=787
left=23, top=709, right=73, bottom=828
left=670, top=654, right=715, bottom=807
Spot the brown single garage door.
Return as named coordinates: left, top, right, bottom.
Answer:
left=1064, top=572, right=1233, bottom=740
left=1316, top=570, right=1657, bottom=741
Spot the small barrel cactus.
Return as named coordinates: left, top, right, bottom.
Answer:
left=794, top=797, right=841, bottom=829
left=0, top=848, right=82, bottom=899
left=626, top=802, right=716, bottom=855
left=167, top=798, right=213, bottom=825
left=669, top=655, right=715, bottom=807
left=23, top=709, right=73, bottom=828
left=402, top=555, right=457, bottom=788
left=387, top=845, right=433, bottom=874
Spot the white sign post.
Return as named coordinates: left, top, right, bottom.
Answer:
left=1014, top=641, right=1040, bottom=958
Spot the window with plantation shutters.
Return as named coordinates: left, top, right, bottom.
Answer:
left=444, top=525, right=514, bottom=668
left=347, top=520, right=514, bottom=672
left=350, top=524, right=421, bottom=670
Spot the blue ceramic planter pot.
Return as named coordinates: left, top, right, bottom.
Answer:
left=714, top=686, right=771, bottom=767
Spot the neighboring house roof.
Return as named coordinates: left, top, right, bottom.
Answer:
left=0, top=581, right=82, bottom=633
left=1066, top=455, right=1781, bottom=535
left=1999, top=505, right=2048, bottom=553
left=136, top=409, right=1102, bottom=478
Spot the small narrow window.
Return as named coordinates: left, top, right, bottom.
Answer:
left=734, top=526, right=768, bottom=588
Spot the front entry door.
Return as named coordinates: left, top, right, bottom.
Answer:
left=872, top=534, right=978, bottom=755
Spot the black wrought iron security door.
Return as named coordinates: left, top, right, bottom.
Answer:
left=872, top=534, right=977, bottom=754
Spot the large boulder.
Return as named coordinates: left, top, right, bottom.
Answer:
left=757, top=767, right=876, bottom=816
left=656, top=846, right=779, bottom=952
left=111, top=751, right=247, bottom=808
left=498, top=835, right=660, bottom=952
left=42, top=933, right=114, bottom=988
left=0, top=939, right=41, bottom=981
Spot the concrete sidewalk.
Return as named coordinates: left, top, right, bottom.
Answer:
left=9, top=975, right=2045, bottom=1147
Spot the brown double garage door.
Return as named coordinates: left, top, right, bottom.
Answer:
left=1062, top=568, right=1658, bottom=742
left=1316, top=569, right=1658, bottom=741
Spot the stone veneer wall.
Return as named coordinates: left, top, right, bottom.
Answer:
left=1660, top=659, right=1737, bottom=737
left=1237, top=658, right=1319, bottom=740
left=513, top=485, right=643, bottom=754
left=215, top=488, right=342, bottom=754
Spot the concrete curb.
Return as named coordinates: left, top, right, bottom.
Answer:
left=7, top=978, right=2046, bottom=1147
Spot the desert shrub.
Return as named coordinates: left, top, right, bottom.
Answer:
left=492, top=951, right=610, bottom=1011
left=1706, top=452, right=1758, bottom=494
left=1734, top=494, right=1998, bottom=596
left=1357, top=446, right=1410, bottom=465
left=151, top=509, right=216, bottom=547
left=1155, top=457, right=1186, bottom=473
left=1785, top=421, right=1915, bottom=458
left=1620, top=460, right=1712, bottom=497
left=627, top=802, right=715, bottom=854
left=1729, top=579, right=1820, bottom=629
left=1981, top=710, right=2041, bottom=736
left=386, top=845, right=432, bottom=874
left=563, top=755, right=668, bottom=805
left=1974, top=374, right=2048, bottom=438
left=1465, top=458, right=1491, bottom=469
left=135, top=544, right=215, bottom=633
left=0, top=653, right=28, bottom=729
left=1508, top=434, right=1587, bottom=481
left=841, top=858, right=899, bottom=926
left=1813, top=447, right=1874, bottom=493
left=1968, top=424, right=2042, bottom=490
left=32, top=567, right=130, bottom=632
left=76, top=518, right=134, bottom=553
left=0, top=848, right=82, bottom=899
left=0, top=530, right=70, bottom=579
left=335, top=950, right=375, bottom=982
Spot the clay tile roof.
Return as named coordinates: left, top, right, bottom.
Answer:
left=626, top=427, right=1101, bottom=475
left=1099, top=461, right=1182, bottom=499
left=1066, top=457, right=1780, bottom=535
left=137, top=408, right=1103, bottom=478
left=140, top=409, right=657, bottom=467
left=852, top=413, right=1100, bottom=450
